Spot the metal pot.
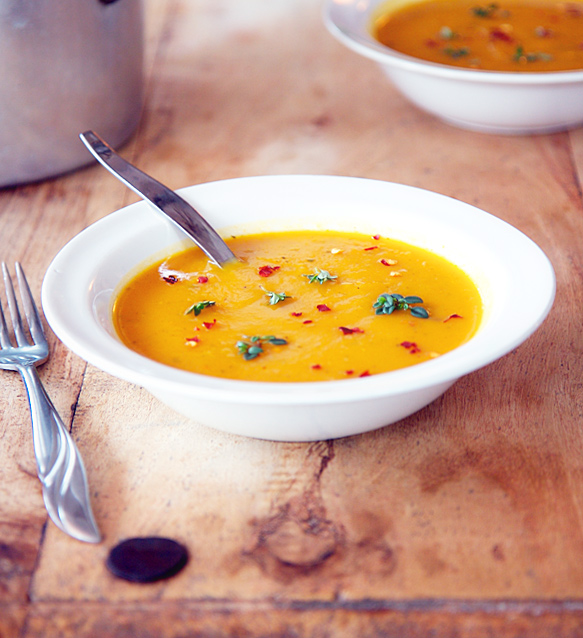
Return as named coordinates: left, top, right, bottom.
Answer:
left=0, top=0, right=143, bottom=187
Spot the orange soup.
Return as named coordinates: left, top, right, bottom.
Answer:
left=373, top=0, right=583, bottom=71
left=112, top=231, right=482, bottom=382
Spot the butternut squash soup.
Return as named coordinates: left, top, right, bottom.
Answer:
left=113, top=231, right=482, bottom=382
left=373, top=0, right=583, bottom=71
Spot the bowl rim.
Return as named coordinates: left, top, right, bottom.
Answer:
left=41, top=175, right=556, bottom=406
left=323, top=0, right=583, bottom=84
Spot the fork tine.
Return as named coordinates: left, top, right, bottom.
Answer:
left=15, top=262, right=46, bottom=345
left=0, top=284, right=11, bottom=349
left=2, top=262, right=28, bottom=347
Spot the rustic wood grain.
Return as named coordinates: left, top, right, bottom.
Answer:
left=2, top=0, right=583, bottom=636
left=17, top=601, right=583, bottom=638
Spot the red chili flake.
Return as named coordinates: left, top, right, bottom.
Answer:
left=291, top=312, right=303, bottom=317
left=359, top=370, right=371, bottom=377
left=345, top=370, right=354, bottom=375
left=564, top=4, right=583, bottom=16
left=258, top=265, right=280, bottom=277
left=534, top=26, right=553, bottom=38
left=444, top=314, right=463, bottom=323
left=379, top=259, right=392, bottom=267
left=162, top=275, right=178, bottom=284
left=317, top=304, right=331, bottom=312
left=202, top=320, right=216, bottom=329
left=489, top=28, right=514, bottom=42
left=364, top=246, right=378, bottom=251
left=303, top=320, right=313, bottom=324
left=339, top=326, right=364, bottom=335
left=185, top=336, right=200, bottom=346
left=400, top=341, right=421, bottom=354
left=311, top=364, right=322, bottom=370
left=425, top=38, right=438, bottom=48
left=372, top=234, right=381, bottom=240
left=197, top=276, right=209, bottom=284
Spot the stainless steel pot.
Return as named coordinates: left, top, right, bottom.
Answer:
left=0, top=0, right=143, bottom=187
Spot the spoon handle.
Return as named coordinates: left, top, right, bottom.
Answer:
left=79, top=131, right=237, bottom=267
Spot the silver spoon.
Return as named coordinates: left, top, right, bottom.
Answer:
left=79, top=131, right=237, bottom=267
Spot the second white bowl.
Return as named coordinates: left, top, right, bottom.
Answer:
left=324, top=0, right=583, bottom=134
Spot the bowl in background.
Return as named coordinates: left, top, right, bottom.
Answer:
left=42, top=175, right=555, bottom=441
left=323, top=0, right=583, bottom=134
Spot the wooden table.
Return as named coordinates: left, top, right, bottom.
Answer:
left=2, top=1, right=583, bottom=635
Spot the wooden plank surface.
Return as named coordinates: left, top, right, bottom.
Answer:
left=1, top=0, right=583, bottom=636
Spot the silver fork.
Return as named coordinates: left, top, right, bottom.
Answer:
left=0, top=263, right=101, bottom=543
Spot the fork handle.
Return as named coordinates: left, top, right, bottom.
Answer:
left=19, top=365, right=101, bottom=543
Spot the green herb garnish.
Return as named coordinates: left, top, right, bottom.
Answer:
left=236, top=335, right=288, bottom=360
left=443, top=46, right=470, bottom=58
left=472, top=3, right=498, bottom=17
left=373, top=293, right=429, bottom=319
left=185, top=300, right=215, bottom=316
left=513, top=46, right=553, bottom=63
left=439, top=26, right=458, bottom=40
left=261, top=287, right=291, bottom=305
left=303, top=268, right=337, bottom=284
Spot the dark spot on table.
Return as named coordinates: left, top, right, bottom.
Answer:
left=106, top=537, right=188, bottom=583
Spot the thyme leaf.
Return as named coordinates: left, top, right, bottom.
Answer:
left=185, top=300, right=215, bottom=316
left=472, top=3, right=498, bottom=17
left=443, top=46, right=470, bottom=58
left=261, top=287, right=291, bottom=305
left=373, top=293, right=429, bottom=318
left=439, top=26, right=458, bottom=40
left=303, top=268, right=337, bottom=284
left=237, top=335, right=288, bottom=360
left=513, top=45, right=553, bottom=63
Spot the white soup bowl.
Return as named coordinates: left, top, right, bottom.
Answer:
left=42, top=175, right=555, bottom=441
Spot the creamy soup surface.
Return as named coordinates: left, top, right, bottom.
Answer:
left=113, top=230, right=483, bottom=382
left=373, top=0, right=583, bottom=72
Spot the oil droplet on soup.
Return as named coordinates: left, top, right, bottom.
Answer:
left=373, top=0, right=583, bottom=72
left=112, top=230, right=483, bottom=382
